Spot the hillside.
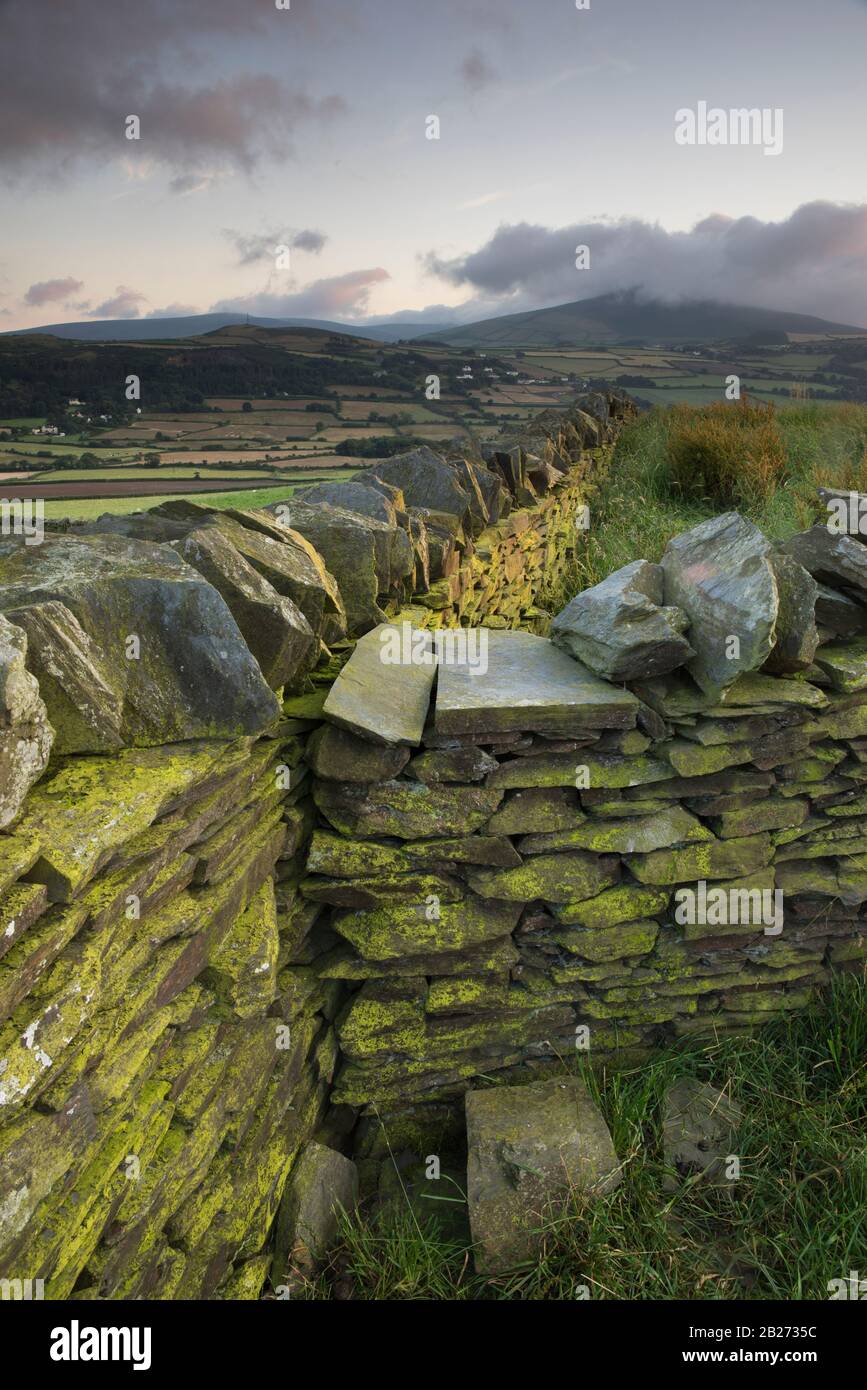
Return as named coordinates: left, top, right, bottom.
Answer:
left=4, top=311, right=449, bottom=345
left=422, top=291, right=867, bottom=348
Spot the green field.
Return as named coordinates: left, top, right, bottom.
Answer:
left=42, top=474, right=359, bottom=521
left=36, top=466, right=287, bottom=482
left=3, top=441, right=144, bottom=458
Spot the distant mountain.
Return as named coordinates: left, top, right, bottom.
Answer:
left=419, top=292, right=867, bottom=347
left=8, top=295, right=864, bottom=350
left=5, top=312, right=450, bottom=345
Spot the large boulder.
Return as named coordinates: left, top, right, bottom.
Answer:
left=368, top=447, right=472, bottom=525
left=293, top=479, right=398, bottom=527
left=85, top=501, right=348, bottom=646
left=0, top=533, right=279, bottom=748
left=551, top=560, right=694, bottom=682
left=274, top=500, right=412, bottom=634
left=0, top=614, right=53, bottom=827
left=465, top=1076, right=620, bottom=1273
left=169, top=526, right=318, bottom=690
left=3, top=600, right=123, bottom=753
left=661, top=512, right=779, bottom=695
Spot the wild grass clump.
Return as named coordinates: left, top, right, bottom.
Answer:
left=665, top=398, right=787, bottom=509
left=542, top=398, right=867, bottom=613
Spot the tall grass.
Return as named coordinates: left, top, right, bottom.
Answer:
left=544, top=399, right=867, bottom=608
left=666, top=398, right=787, bottom=510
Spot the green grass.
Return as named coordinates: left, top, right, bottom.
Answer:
left=292, top=973, right=866, bottom=1301
left=548, top=400, right=867, bottom=602
left=43, top=473, right=359, bottom=520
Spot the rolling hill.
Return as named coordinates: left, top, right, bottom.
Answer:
left=4, top=311, right=449, bottom=345
left=418, top=292, right=867, bottom=347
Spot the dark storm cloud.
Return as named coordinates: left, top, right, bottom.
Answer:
left=24, top=277, right=84, bottom=306
left=224, top=228, right=329, bottom=266
left=0, top=0, right=347, bottom=179
left=426, top=202, right=867, bottom=323
left=212, top=267, right=390, bottom=319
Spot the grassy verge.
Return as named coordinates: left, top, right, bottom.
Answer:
left=290, top=972, right=865, bottom=1301
left=551, top=400, right=867, bottom=604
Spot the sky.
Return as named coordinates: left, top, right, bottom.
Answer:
left=3, top=0, right=867, bottom=331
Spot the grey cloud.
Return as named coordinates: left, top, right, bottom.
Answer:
left=225, top=228, right=329, bottom=266
left=24, top=277, right=84, bottom=306
left=86, top=286, right=149, bottom=318
left=459, top=49, right=498, bottom=90
left=144, top=302, right=200, bottom=318
left=212, top=267, right=389, bottom=319
left=0, top=0, right=347, bottom=179
left=291, top=229, right=328, bottom=254
left=426, top=202, right=867, bottom=323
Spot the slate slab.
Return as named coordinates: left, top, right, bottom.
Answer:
left=435, top=630, right=639, bottom=736
left=323, top=623, right=436, bottom=746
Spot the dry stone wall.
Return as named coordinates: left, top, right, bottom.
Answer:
left=0, top=392, right=623, bottom=1299
left=301, top=503, right=867, bottom=1145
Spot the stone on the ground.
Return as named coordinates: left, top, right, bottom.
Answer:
left=662, top=1078, right=741, bottom=1191
left=274, top=1142, right=358, bottom=1277
left=435, top=629, right=639, bottom=736
left=322, top=623, right=436, bottom=746
left=551, top=560, right=694, bottom=681
left=0, top=533, right=279, bottom=747
left=661, top=512, right=779, bottom=694
left=465, top=1076, right=620, bottom=1273
left=0, top=614, right=53, bottom=826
